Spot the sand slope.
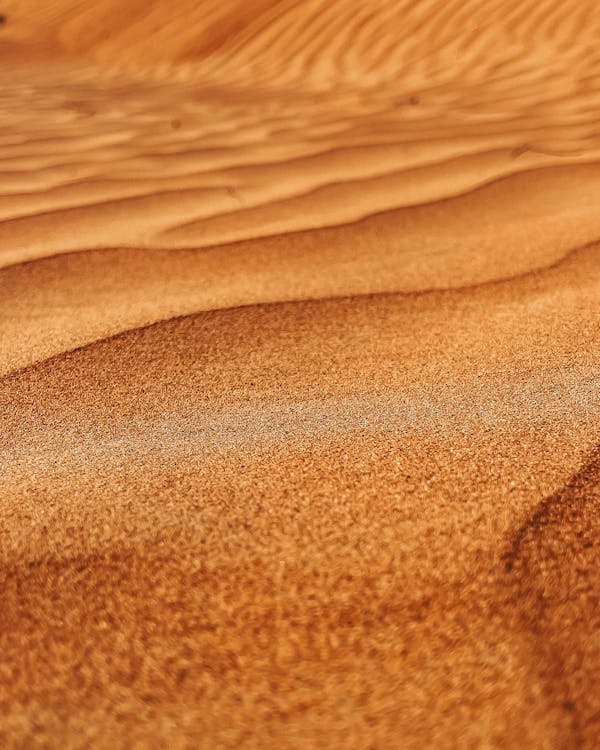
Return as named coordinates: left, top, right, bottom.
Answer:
left=0, top=1, right=599, bottom=748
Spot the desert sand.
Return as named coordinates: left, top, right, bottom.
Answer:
left=0, top=1, right=599, bottom=747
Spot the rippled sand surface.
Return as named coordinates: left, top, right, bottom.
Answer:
left=1, top=2, right=599, bottom=747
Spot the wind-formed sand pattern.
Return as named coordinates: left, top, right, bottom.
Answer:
left=0, top=1, right=599, bottom=747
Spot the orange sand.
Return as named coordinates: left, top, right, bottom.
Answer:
left=0, top=2, right=599, bottom=747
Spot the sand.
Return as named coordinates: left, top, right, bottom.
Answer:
left=0, top=1, right=599, bottom=747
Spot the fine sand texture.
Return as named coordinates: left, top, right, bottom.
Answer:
left=1, top=2, right=599, bottom=748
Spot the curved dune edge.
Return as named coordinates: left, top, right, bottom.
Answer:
left=2, top=159, right=600, bottom=377
left=1, top=238, right=599, bottom=381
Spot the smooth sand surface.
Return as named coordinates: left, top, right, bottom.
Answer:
left=1, top=2, right=599, bottom=747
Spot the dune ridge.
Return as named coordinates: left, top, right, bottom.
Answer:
left=0, top=1, right=599, bottom=748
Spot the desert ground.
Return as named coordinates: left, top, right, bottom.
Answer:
left=0, top=1, right=599, bottom=747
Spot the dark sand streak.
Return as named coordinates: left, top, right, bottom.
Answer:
left=501, top=446, right=600, bottom=747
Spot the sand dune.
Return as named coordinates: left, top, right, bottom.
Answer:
left=0, top=1, right=599, bottom=748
